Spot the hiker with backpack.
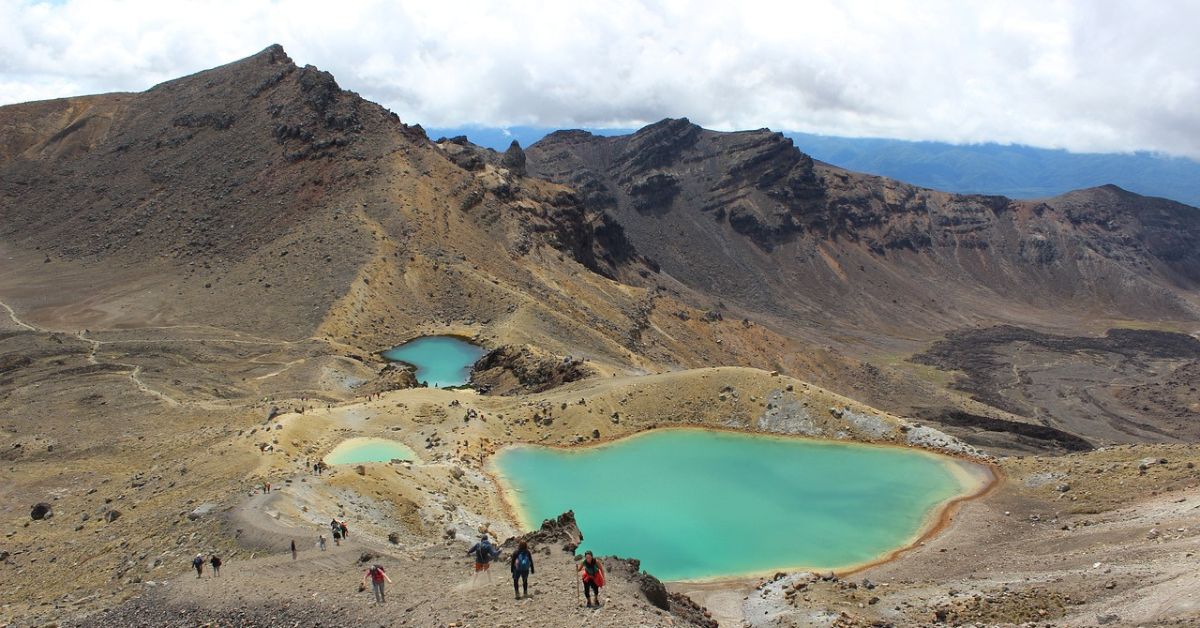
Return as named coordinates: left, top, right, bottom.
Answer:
left=192, top=554, right=205, bottom=578
left=362, top=564, right=393, bottom=604
left=509, top=540, right=535, bottom=599
left=340, top=520, right=349, bottom=539
left=579, top=551, right=605, bottom=608
left=467, top=534, right=500, bottom=582
left=209, top=554, right=222, bottom=576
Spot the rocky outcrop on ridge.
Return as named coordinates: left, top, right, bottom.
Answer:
left=470, top=344, right=596, bottom=395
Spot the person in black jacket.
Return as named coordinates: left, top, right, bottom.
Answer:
left=509, top=540, right=535, bottom=599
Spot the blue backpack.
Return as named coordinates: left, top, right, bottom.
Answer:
left=515, top=551, right=531, bottom=572
left=476, top=540, right=495, bottom=563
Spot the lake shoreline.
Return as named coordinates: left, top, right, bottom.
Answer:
left=486, top=425, right=1000, bottom=584
left=379, top=335, right=486, bottom=388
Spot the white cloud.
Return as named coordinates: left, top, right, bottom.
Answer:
left=1, top=0, right=1198, bottom=157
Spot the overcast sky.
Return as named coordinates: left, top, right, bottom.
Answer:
left=2, top=0, right=1199, bottom=158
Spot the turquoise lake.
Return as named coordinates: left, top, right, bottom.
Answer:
left=324, top=437, right=418, bottom=465
left=492, top=428, right=987, bottom=581
left=380, top=336, right=486, bottom=388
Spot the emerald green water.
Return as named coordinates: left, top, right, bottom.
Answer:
left=324, top=437, right=417, bottom=465
left=380, top=336, right=486, bottom=388
left=493, top=428, right=983, bottom=581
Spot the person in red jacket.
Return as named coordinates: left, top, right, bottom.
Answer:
left=578, top=551, right=605, bottom=608
left=362, top=564, right=393, bottom=604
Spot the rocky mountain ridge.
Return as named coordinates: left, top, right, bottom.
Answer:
left=527, top=118, right=1200, bottom=329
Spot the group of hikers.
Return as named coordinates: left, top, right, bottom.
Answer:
left=466, top=533, right=606, bottom=606
left=191, top=553, right=222, bottom=578
left=330, top=518, right=350, bottom=544
left=193, top=524, right=606, bottom=608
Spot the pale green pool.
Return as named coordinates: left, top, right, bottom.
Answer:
left=381, top=336, right=486, bottom=388
left=492, top=428, right=988, bottom=581
left=324, top=437, right=418, bottom=465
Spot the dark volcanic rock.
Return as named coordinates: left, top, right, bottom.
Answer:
left=30, top=502, right=52, bottom=520
left=913, top=326, right=1200, bottom=444
left=606, top=556, right=670, bottom=609
left=918, top=409, right=1093, bottom=452
left=500, top=140, right=527, bottom=176
left=470, top=344, right=595, bottom=395
left=502, top=510, right=584, bottom=552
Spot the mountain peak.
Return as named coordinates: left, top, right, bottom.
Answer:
left=257, top=43, right=292, bottom=64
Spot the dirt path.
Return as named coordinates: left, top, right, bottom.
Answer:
left=74, top=467, right=688, bottom=627
left=0, top=297, right=39, bottom=331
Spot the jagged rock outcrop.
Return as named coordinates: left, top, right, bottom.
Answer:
left=604, top=557, right=717, bottom=627
left=470, top=344, right=595, bottom=394
left=357, top=362, right=420, bottom=397
left=502, top=512, right=718, bottom=628
left=500, top=140, right=527, bottom=176
left=502, top=510, right=583, bottom=552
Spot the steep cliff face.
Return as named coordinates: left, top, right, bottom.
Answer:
left=527, top=119, right=1200, bottom=330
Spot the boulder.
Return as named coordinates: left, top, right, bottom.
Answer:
left=187, top=503, right=216, bottom=521
left=30, top=503, right=52, bottom=520
left=104, top=510, right=122, bottom=523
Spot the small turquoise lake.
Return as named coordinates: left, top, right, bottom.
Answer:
left=324, top=438, right=418, bottom=465
left=492, top=428, right=988, bottom=581
left=381, top=336, right=486, bottom=388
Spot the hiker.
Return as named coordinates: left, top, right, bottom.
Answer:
left=319, top=535, right=327, bottom=551
left=510, top=540, right=535, bottom=599
left=579, top=551, right=605, bottom=608
left=291, top=539, right=297, bottom=560
left=192, top=554, right=205, bottom=578
left=468, top=534, right=499, bottom=582
left=340, top=520, right=349, bottom=539
left=210, top=554, right=222, bottom=576
left=362, top=563, right=393, bottom=604
left=264, top=481, right=271, bottom=494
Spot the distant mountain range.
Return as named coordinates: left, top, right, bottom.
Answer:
left=428, top=126, right=1200, bottom=207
